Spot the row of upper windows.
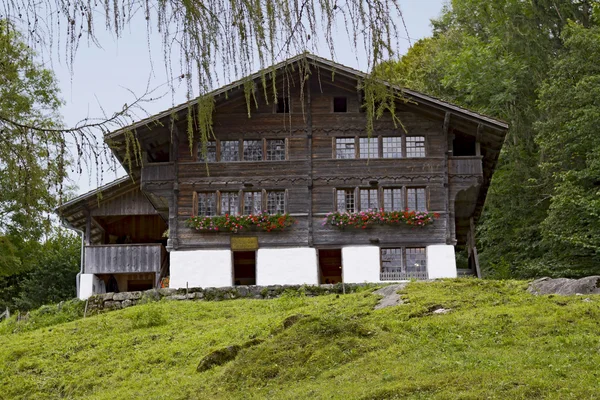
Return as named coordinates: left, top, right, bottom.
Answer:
left=334, top=136, right=425, bottom=159
left=194, top=186, right=427, bottom=217
left=336, top=187, right=427, bottom=213
left=196, top=135, right=426, bottom=162
left=195, top=190, right=286, bottom=216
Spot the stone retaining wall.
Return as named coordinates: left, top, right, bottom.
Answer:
left=86, top=283, right=374, bottom=312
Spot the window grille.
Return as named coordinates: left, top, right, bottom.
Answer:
left=220, top=141, right=239, bottom=161
left=336, top=189, right=355, bottom=213
left=220, top=192, right=240, bottom=215
left=406, top=248, right=427, bottom=273
left=407, top=188, right=427, bottom=212
left=406, top=136, right=426, bottom=157
left=383, top=188, right=403, bottom=211
left=197, top=193, right=216, bottom=216
left=359, top=137, right=378, bottom=159
left=243, top=140, right=263, bottom=161
left=198, top=141, right=217, bottom=162
left=267, top=191, right=286, bottom=214
left=266, top=139, right=286, bottom=160
left=382, top=137, right=402, bottom=158
left=359, top=189, right=378, bottom=211
left=243, top=191, right=262, bottom=215
left=335, top=138, right=356, bottom=159
left=381, top=247, right=428, bottom=280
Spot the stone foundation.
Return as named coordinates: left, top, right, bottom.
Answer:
left=86, top=283, right=373, bottom=312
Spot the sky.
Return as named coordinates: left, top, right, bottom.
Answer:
left=53, top=0, right=447, bottom=195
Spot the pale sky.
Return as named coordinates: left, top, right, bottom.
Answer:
left=54, top=1, right=447, bottom=195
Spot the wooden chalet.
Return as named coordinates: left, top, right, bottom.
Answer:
left=57, top=54, right=508, bottom=298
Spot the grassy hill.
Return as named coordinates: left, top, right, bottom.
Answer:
left=1, top=279, right=599, bottom=399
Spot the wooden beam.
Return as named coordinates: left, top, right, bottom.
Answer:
left=307, top=76, right=314, bottom=246
left=443, top=112, right=452, bottom=245
left=168, top=116, right=180, bottom=251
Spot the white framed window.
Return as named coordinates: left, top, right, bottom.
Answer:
left=359, top=188, right=378, bottom=211
left=197, top=192, right=217, bottom=216
left=382, top=137, right=402, bottom=158
left=383, top=188, right=403, bottom=211
left=336, top=189, right=356, bottom=213
left=335, top=138, right=356, bottom=159
left=359, top=137, right=378, bottom=159
left=243, top=191, right=262, bottom=215
left=266, top=139, right=286, bottom=160
left=266, top=191, right=286, bottom=214
left=406, top=136, right=426, bottom=158
left=220, top=192, right=240, bottom=215
left=407, top=187, right=427, bottom=212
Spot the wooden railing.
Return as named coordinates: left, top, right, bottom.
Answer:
left=141, top=162, right=175, bottom=183
left=448, top=156, right=483, bottom=175
left=380, top=268, right=428, bottom=281
left=84, top=244, right=166, bottom=275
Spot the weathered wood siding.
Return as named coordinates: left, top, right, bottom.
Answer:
left=85, top=244, right=166, bottom=274
left=91, top=188, right=157, bottom=216
left=138, top=70, right=480, bottom=249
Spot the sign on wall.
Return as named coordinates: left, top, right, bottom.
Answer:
left=231, top=236, right=259, bottom=251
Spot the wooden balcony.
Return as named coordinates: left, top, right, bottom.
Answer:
left=141, top=162, right=175, bottom=183
left=84, top=244, right=167, bottom=275
left=448, top=156, right=483, bottom=176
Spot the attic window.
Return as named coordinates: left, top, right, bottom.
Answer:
left=276, top=97, right=290, bottom=113
left=333, top=97, right=347, bottom=113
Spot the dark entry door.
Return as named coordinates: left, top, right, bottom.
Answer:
left=233, top=251, right=256, bottom=285
left=318, top=249, right=342, bottom=284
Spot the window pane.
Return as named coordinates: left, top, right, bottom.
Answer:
left=359, top=138, right=378, bottom=159
left=335, top=138, right=355, bottom=159
left=406, top=136, right=426, bottom=157
left=407, top=188, right=427, bottom=212
left=359, top=189, right=378, bottom=211
left=381, top=248, right=403, bottom=272
left=198, top=141, right=217, bottom=162
left=243, top=191, right=262, bottom=215
left=243, top=140, right=263, bottom=161
left=220, top=192, right=239, bottom=215
left=221, top=141, right=239, bottom=161
left=383, top=188, right=403, bottom=211
left=198, top=193, right=216, bottom=216
left=336, top=189, right=355, bottom=213
left=382, top=137, right=402, bottom=158
left=406, top=248, right=427, bottom=272
left=267, top=191, right=285, bottom=214
left=266, top=139, right=286, bottom=160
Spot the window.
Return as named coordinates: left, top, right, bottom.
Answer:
left=243, top=140, right=263, bottom=161
left=406, top=248, right=427, bottom=272
left=382, top=137, right=402, bottom=158
left=336, top=189, right=355, bottom=213
left=243, top=191, right=262, bottom=215
left=266, top=139, right=286, bottom=160
left=198, top=141, right=217, bottom=162
left=220, top=192, right=240, bottom=215
left=381, top=247, right=427, bottom=280
left=406, top=136, right=426, bottom=157
left=197, top=193, right=217, bottom=216
left=383, top=188, right=403, bottom=211
left=359, top=189, right=378, bottom=211
left=221, top=141, right=239, bottom=161
left=333, top=97, right=347, bottom=113
left=267, top=191, right=286, bottom=214
left=407, top=188, right=427, bottom=212
left=276, top=97, right=290, bottom=113
left=335, top=138, right=355, bottom=159
left=381, top=248, right=403, bottom=273
left=359, top=138, right=378, bottom=159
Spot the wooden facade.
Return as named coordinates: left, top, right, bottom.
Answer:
left=58, top=54, right=508, bottom=283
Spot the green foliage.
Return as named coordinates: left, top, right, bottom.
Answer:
left=1, top=280, right=599, bottom=399
left=127, top=305, right=167, bottom=329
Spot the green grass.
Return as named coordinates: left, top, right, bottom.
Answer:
left=1, top=279, right=599, bottom=399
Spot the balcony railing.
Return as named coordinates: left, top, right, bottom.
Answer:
left=380, top=268, right=428, bottom=281
left=141, top=162, right=175, bottom=183
left=448, top=156, right=483, bottom=176
left=84, top=244, right=166, bottom=275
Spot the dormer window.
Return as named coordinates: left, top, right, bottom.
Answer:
left=276, top=97, right=290, bottom=113
left=333, top=97, right=347, bottom=113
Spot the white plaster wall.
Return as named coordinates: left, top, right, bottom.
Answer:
left=170, top=250, right=232, bottom=288
left=79, top=274, right=104, bottom=300
left=426, top=245, right=457, bottom=279
left=256, top=248, right=318, bottom=286
left=342, top=246, right=381, bottom=284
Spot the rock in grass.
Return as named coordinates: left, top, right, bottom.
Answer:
left=528, top=276, right=600, bottom=295
left=197, top=345, right=241, bottom=372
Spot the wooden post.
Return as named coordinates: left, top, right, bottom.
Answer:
left=84, top=208, right=92, bottom=246
left=469, top=217, right=482, bottom=278
left=476, top=124, right=483, bottom=157
left=168, top=117, right=180, bottom=251
left=443, top=112, right=452, bottom=245
left=307, top=75, right=314, bottom=247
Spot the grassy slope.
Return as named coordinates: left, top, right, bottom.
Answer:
left=1, top=279, right=599, bottom=399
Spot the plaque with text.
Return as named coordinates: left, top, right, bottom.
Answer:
left=230, top=236, right=259, bottom=251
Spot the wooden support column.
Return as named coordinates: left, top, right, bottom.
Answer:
left=443, top=112, right=452, bottom=245
left=307, top=78, right=314, bottom=246
left=469, top=217, right=482, bottom=278
left=84, top=208, right=92, bottom=246
left=476, top=124, right=483, bottom=156
left=167, top=117, right=180, bottom=251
